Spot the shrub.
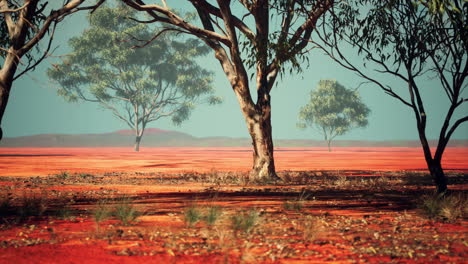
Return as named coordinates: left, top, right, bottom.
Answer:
left=55, top=171, right=71, bottom=180
left=18, top=192, right=47, bottom=220
left=56, top=205, right=75, bottom=220
left=420, top=192, right=467, bottom=222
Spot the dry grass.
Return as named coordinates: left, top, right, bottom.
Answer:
left=420, top=192, right=467, bottom=222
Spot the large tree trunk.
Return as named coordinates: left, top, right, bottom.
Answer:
left=246, top=112, right=277, bottom=180
left=239, top=91, right=279, bottom=181
left=0, top=58, right=16, bottom=141
left=427, top=158, right=447, bottom=194
left=0, top=81, right=11, bottom=141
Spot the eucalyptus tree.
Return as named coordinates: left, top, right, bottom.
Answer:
left=0, top=0, right=104, bottom=141
left=48, top=5, right=220, bottom=152
left=122, top=0, right=335, bottom=180
left=298, top=80, right=370, bottom=152
left=313, top=0, right=467, bottom=193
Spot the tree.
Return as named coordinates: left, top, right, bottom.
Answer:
left=0, top=0, right=104, bottom=141
left=313, top=0, right=467, bottom=193
left=47, top=5, right=220, bottom=152
left=298, top=80, right=370, bottom=152
left=121, top=0, right=335, bottom=180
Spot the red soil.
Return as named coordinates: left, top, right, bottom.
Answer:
left=0, top=147, right=467, bottom=176
left=0, top=147, right=466, bottom=263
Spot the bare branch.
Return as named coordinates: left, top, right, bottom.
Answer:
left=0, top=1, right=29, bottom=14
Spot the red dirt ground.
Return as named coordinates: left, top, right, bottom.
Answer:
left=0, top=147, right=467, bottom=263
left=0, top=147, right=467, bottom=176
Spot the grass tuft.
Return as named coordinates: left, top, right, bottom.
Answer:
left=301, top=215, right=322, bottom=242
left=204, top=205, right=222, bottom=226
left=94, top=200, right=112, bottom=224
left=184, top=204, right=203, bottom=228
left=113, top=197, right=141, bottom=226
left=420, top=192, right=467, bottom=222
left=231, top=209, right=259, bottom=234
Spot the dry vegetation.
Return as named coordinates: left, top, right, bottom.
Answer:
left=0, top=169, right=466, bottom=263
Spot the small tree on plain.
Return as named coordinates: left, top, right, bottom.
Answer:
left=297, top=80, right=370, bottom=152
left=48, top=5, right=220, bottom=151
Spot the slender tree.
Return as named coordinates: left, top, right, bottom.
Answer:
left=48, top=5, right=220, bottom=152
left=313, top=0, right=467, bottom=193
left=122, top=0, right=335, bottom=180
left=0, top=0, right=104, bottom=141
left=298, top=80, right=370, bottom=152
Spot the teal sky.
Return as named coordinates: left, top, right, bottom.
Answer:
left=2, top=4, right=467, bottom=141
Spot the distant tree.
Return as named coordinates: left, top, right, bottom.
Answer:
left=121, top=0, right=335, bottom=180
left=313, top=0, right=467, bottom=193
left=0, top=0, right=104, bottom=141
left=47, top=5, right=220, bottom=152
left=298, top=80, right=370, bottom=152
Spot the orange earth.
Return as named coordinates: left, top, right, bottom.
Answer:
left=0, top=147, right=467, bottom=176
left=0, top=147, right=467, bottom=264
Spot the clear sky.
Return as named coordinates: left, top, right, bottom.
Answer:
left=2, top=3, right=467, bottom=141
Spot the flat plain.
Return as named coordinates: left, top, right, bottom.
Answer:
left=0, top=147, right=466, bottom=263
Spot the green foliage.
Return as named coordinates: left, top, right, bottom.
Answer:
left=184, top=204, right=203, bottom=228
left=204, top=206, right=222, bottom=226
left=94, top=200, right=111, bottom=224
left=230, top=209, right=259, bottom=234
left=48, top=5, right=220, bottom=142
left=113, top=197, right=141, bottom=226
left=55, top=205, right=75, bottom=220
left=55, top=171, right=71, bottom=180
left=298, top=80, right=370, bottom=150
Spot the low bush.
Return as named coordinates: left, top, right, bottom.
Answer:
left=420, top=192, right=467, bottom=222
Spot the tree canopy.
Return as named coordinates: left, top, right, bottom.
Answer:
left=121, top=0, right=335, bottom=179
left=298, top=80, right=370, bottom=151
left=48, top=5, right=220, bottom=151
left=313, top=0, right=467, bottom=192
left=0, top=0, right=105, bottom=140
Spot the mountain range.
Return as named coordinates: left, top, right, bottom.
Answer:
left=0, top=128, right=467, bottom=148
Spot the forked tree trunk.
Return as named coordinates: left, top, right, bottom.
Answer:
left=427, top=158, right=447, bottom=194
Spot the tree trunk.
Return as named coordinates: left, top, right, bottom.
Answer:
left=0, top=75, right=13, bottom=142
left=134, top=135, right=141, bottom=152
left=327, top=140, right=331, bottom=152
left=427, top=158, right=448, bottom=194
left=246, top=113, right=278, bottom=181
left=417, top=127, right=448, bottom=194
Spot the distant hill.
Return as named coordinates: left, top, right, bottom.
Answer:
left=0, top=128, right=467, bottom=148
